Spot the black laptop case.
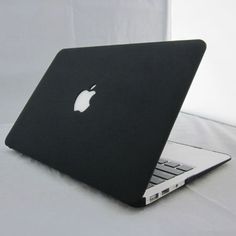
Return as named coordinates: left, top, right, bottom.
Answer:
left=5, top=40, right=206, bottom=206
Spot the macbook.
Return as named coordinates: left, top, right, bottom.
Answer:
left=5, top=40, right=231, bottom=206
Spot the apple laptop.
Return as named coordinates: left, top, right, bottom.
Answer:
left=5, top=40, right=231, bottom=207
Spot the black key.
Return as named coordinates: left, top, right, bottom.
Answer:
left=147, top=183, right=154, bottom=189
left=164, top=162, right=180, bottom=168
left=158, top=159, right=168, bottom=164
left=150, top=176, right=165, bottom=185
left=153, top=169, right=175, bottom=180
left=177, top=165, right=193, bottom=172
left=156, top=164, right=184, bottom=175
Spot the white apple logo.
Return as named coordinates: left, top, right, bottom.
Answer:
left=74, top=84, right=96, bottom=112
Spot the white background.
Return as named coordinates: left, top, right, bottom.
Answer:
left=171, top=0, right=236, bottom=126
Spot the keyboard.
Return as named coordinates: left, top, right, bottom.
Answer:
left=147, top=159, right=193, bottom=189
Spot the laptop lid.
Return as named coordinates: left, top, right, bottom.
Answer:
left=5, top=40, right=206, bottom=205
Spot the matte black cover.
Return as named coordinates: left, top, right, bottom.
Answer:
left=5, top=40, right=206, bottom=206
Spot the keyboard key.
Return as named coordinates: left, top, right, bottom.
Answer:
left=158, top=159, right=168, bottom=164
left=153, top=169, right=175, bottom=180
left=156, top=164, right=184, bottom=175
left=147, top=183, right=154, bottom=189
left=150, top=176, right=165, bottom=185
left=177, top=165, right=193, bottom=172
left=164, top=162, right=180, bottom=168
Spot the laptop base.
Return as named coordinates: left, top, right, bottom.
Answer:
left=143, top=141, right=231, bottom=205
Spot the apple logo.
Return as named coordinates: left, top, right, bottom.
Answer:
left=74, top=84, right=96, bottom=112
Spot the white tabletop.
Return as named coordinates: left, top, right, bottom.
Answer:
left=1, top=112, right=236, bottom=236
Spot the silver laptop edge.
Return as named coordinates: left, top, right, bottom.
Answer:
left=143, top=141, right=231, bottom=205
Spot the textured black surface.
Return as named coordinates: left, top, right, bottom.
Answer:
left=5, top=40, right=206, bottom=206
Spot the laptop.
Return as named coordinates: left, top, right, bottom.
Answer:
left=5, top=40, right=231, bottom=207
